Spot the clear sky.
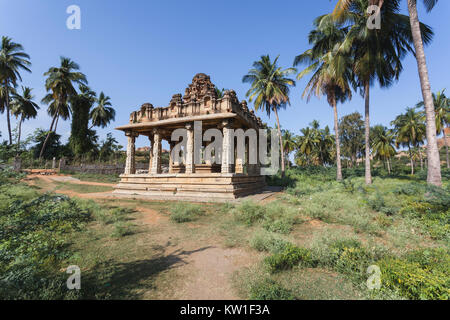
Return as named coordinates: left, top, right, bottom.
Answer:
left=1, top=0, right=449, bottom=149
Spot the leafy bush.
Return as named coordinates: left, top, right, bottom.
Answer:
left=249, top=278, right=296, bottom=300
left=111, top=221, right=134, bottom=238
left=264, top=244, right=315, bottom=273
left=170, top=203, right=205, bottom=223
left=378, top=256, right=450, bottom=300
left=249, top=230, right=291, bottom=253
left=0, top=187, right=91, bottom=299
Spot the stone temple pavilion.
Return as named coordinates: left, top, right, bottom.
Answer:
left=114, top=73, right=266, bottom=201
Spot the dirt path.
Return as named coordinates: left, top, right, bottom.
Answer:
left=25, top=173, right=258, bottom=299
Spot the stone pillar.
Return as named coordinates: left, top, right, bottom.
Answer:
left=235, top=140, right=244, bottom=174
left=150, top=129, right=162, bottom=174
left=185, top=122, right=194, bottom=174
left=221, top=119, right=234, bottom=174
left=52, top=157, right=56, bottom=169
left=169, top=141, right=175, bottom=173
left=124, top=132, right=138, bottom=175
left=148, top=134, right=153, bottom=173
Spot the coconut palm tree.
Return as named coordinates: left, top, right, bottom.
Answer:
left=0, top=37, right=31, bottom=145
left=333, top=0, right=432, bottom=184
left=371, top=125, right=396, bottom=174
left=296, top=127, right=320, bottom=166
left=242, top=55, right=296, bottom=177
left=417, top=89, right=450, bottom=168
left=333, top=0, right=442, bottom=186
left=89, top=92, right=115, bottom=129
left=39, top=57, right=87, bottom=159
left=391, top=107, right=426, bottom=175
left=10, top=86, right=39, bottom=154
left=282, top=130, right=297, bottom=168
left=294, top=14, right=353, bottom=180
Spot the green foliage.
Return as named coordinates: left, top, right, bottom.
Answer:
left=111, top=221, right=134, bottom=238
left=233, top=200, right=266, bottom=226
left=379, top=251, right=450, bottom=300
left=170, top=203, right=205, bottom=223
left=249, top=278, right=296, bottom=300
left=0, top=173, right=92, bottom=299
left=249, top=230, right=291, bottom=253
left=233, top=201, right=302, bottom=234
left=264, top=243, right=315, bottom=273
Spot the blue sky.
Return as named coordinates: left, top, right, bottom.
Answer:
left=1, top=0, right=449, bottom=149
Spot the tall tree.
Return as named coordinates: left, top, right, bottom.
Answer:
left=339, top=112, right=365, bottom=167
left=333, top=0, right=442, bottom=186
left=296, top=126, right=320, bottom=166
left=89, top=92, right=115, bottom=129
left=69, top=84, right=97, bottom=157
left=294, top=14, right=353, bottom=180
left=0, top=37, right=31, bottom=145
left=40, top=57, right=87, bottom=159
left=242, top=55, right=296, bottom=177
left=333, top=0, right=432, bottom=184
left=282, top=130, right=297, bottom=168
left=10, top=86, right=39, bottom=154
left=417, top=89, right=449, bottom=168
left=391, top=107, right=426, bottom=175
left=371, top=125, right=396, bottom=174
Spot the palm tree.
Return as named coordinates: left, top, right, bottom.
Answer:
left=242, top=55, right=296, bottom=177
left=294, top=15, right=353, bottom=180
left=334, top=0, right=432, bottom=184
left=333, top=0, right=442, bottom=186
left=296, top=127, right=320, bottom=165
left=391, top=107, right=426, bottom=175
left=371, top=125, right=396, bottom=174
left=89, top=92, right=115, bottom=129
left=10, top=86, right=39, bottom=153
left=69, top=84, right=97, bottom=156
left=417, top=89, right=450, bottom=168
left=282, top=130, right=297, bottom=168
left=0, top=37, right=31, bottom=145
left=40, top=57, right=87, bottom=159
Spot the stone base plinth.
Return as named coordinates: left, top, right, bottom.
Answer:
left=113, top=173, right=266, bottom=201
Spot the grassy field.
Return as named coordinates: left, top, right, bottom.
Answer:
left=0, top=167, right=448, bottom=300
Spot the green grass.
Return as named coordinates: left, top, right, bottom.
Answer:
left=54, top=181, right=114, bottom=193
left=1, top=166, right=449, bottom=300
left=61, top=171, right=120, bottom=184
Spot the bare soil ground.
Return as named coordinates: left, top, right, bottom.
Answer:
left=25, top=174, right=262, bottom=300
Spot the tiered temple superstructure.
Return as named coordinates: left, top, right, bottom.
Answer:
left=114, top=73, right=266, bottom=201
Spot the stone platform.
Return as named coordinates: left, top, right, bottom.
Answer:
left=114, top=173, right=266, bottom=201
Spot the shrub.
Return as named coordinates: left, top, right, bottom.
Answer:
left=249, top=230, right=291, bottom=253
left=249, top=278, right=296, bottom=300
left=264, top=244, right=315, bottom=273
left=170, top=203, right=205, bottom=223
left=233, top=201, right=266, bottom=226
left=111, top=221, right=134, bottom=238
left=378, top=256, right=450, bottom=300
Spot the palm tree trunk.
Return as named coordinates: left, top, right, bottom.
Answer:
left=443, top=128, right=449, bottom=169
left=39, top=114, right=58, bottom=159
left=387, top=157, right=391, bottom=175
left=273, top=107, right=285, bottom=177
left=364, top=81, right=372, bottom=184
left=407, top=0, right=442, bottom=186
left=408, top=145, right=414, bottom=175
left=419, top=148, right=423, bottom=170
left=332, top=99, right=343, bottom=181
left=16, top=115, right=23, bottom=155
left=4, top=83, right=12, bottom=145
